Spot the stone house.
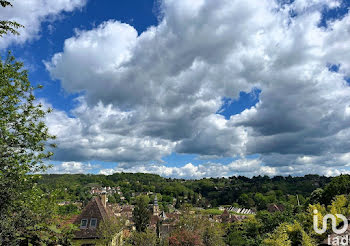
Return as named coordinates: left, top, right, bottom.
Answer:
left=72, top=194, right=123, bottom=246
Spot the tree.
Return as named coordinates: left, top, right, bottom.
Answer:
left=309, top=188, right=324, bottom=204
left=0, top=1, right=23, bottom=36
left=322, top=175, right=350, bottom=204
left=0, top=53, right=54, bottom=243
left=256, top=210, right=294, bottom=235
left=57, top=203, right=79, bottom=215
left=173, top=212, right=224, bottom=246
left=226, top=218, right=263, bottom=246
left=133, top=195, right=150, bottom=232
left=202, top=222, right=225, bottom=246
left=169, top=229, right=203, bottom=246
left=263, top=222, right=316, bottom=246
left=108, top=195, right=117, bottom=204
left=97, top=216, right=125, bottom=246
left=126, top=229, right=157, bottom=246
left=0, top=3, right=58, bottom=243
left=254, top=193, right=267, bottom=210
left=226, top=229, right=246, bottom=246
left=114, top=193, right=121, bottom=203
left=238, top=193, right=255, bottom=208
left=175, top=196, right=181, bottom=209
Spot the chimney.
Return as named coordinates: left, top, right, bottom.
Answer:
left=101, top=187, right=107, bottom=208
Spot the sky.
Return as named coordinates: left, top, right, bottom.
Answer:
left=1, top=0, right=350, bottom=179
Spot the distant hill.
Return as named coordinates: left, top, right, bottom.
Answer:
left=38, top=173, right=331, bottom=209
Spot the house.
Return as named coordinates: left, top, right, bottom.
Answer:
left=159, top=212, right=180, bottom=236
left=90, top=186, right=118, bottom=196
left=267, top=204, right=285, bottom=213
left=220, top=209, right=230, bottom=223
left=149, top=211, right=180, bottom=237
left=72, top=193, right=123, bottom=246
left=148, top=197, right=180, bottom=237
left=219, top=209, right=247, bottom=223
left=120, top=205, right=134, bottom=222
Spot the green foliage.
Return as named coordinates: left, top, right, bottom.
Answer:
left=256, top=210, right=294, bottom=234
left=200, top=208, right=223, bottom=215
left=254, top=193, right=268, bottom=210
left=28, top=172, right=348, bottom=245
left=0, top=185, right=78, bottom=245
left=226, top=217, right=263, bottom=246
left=9, top=171, right=350, bottom=245
left=172, top=212, right=225, bottom=246
left=58, top=204, right=80, bottom=215
left=97, top=216, right=125, bottom=246
left=329, top=195, right=350, bottom=218
left=309, top=188, right=324, bottom=204
left=263, top=221, right=316, bottom=246
left=108, top=194, right=117, bottom=204
left=202, top=222, right=225, bottom=246
left=0, top=52, right=57, bottom=244
left=169, top=229, right=203, bottom=246
left=37, top=173, right=331, bottom=212
left=0, top=52, right=54, bottom=207
left=126, top=229, right=157, bottom=246
left=322, top=175, right=350, bottom=204
left=0, top=4, right=63, bottom=242
left=133, top=195, right=151, bottom=232
left=263, top=223, right=292, bottom=246
left=0, top=1, right=23, bottom=37
left=307, top=195, right=350, bottom=240
left=225, top=207, right=309, bottom=246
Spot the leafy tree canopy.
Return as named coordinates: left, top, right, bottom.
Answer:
left=0, top=1, right=23, bottom=37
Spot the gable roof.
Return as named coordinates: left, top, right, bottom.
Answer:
left=160, top=211, right=167, bottom=219
left=73, top=196, right=114, bottom=239
left=267, top=204, right=285, bottom=213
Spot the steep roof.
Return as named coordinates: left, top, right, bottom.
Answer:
left=231, top=214, right=247, bottom=222
left=160, top=211, right=167, bottom=220
left=267, top=204, right=285, bottom=213
left=73, top=196, right=114, bottom=239
left=220, top=209, right=230, bottom=222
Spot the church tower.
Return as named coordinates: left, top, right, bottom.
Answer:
left=153, top=195, right=160, bottom=216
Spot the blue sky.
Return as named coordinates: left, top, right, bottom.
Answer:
left=8, top=0, right=159, bottom=113
left=2, top=0, right=350, bottom=178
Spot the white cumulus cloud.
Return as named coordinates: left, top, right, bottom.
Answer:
left=44, top=0, right=350, bottom=176
left=0, top=0, right=86, bottom=48
left=99, top=158, right=276, bottom=179
left=47, top=161, right=98, bottom=174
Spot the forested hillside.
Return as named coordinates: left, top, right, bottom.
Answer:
left=39, top=173, right=332, bottom=209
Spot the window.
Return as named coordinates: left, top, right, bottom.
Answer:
left=90, top=218, right=97, bottom=228
left=80, top=219, right=88, bottom=228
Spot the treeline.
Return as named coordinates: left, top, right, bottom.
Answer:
left=38, top=173, right=332, bottom=210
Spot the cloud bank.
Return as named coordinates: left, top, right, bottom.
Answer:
left=44, top=0, right=350, bottom=177
left=0, top=0, right=86, bottom=48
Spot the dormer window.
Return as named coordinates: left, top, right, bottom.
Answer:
left=90, top=218, right=97, bottom=228
left=80, top=219, right=88, bottom=228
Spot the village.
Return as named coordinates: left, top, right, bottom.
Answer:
left=64, top=186, right=282, bottom=246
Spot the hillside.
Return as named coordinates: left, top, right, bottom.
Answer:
left=38, top=173, right=331, bottom=209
